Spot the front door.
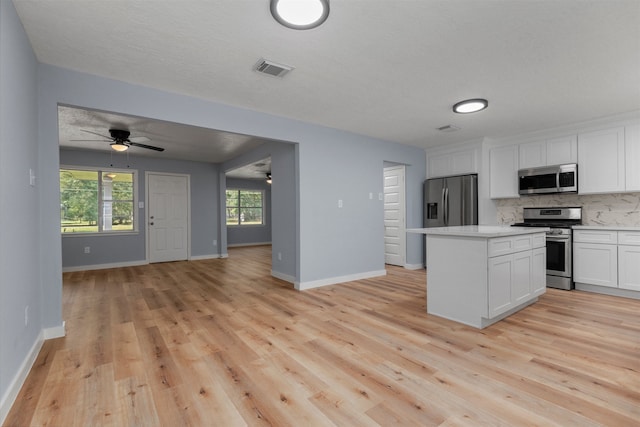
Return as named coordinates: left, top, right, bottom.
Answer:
left=147, top=173, right=189, bottom=263
left=383, top=165, right=406, bottom=266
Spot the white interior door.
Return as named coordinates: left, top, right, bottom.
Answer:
left=384, top=165, right=406, bottom=266
left=147, top=173, right=190, bottom=263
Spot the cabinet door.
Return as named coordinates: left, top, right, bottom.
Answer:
left=625, top=123, right=640, bottom=192
left=573, top=242, right=618, bottom=288
left=531, top=247, right=546, bottom=296
left=490, top=145, right=519, bottom=199
left=619, top=245, right=640, bottom=291
left=578, top=127, right=625, bottom=194
left=512, top=251, right=532, bottom=303
left=546, top=135, right=577, bottom=165
left=519, top=141, right=546, bottom=169
left=488, top=254, right=513, bottom=317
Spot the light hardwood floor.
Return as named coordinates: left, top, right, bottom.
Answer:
left=4, top=245, right=640, bottom=426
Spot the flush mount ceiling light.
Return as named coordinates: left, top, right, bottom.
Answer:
left=271, top=0, right=329, bottom=30
left=110, top=141, right=129, bottom=152
left=453, top=98, right=488, bottom=114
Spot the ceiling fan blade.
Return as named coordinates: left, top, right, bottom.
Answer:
left=80, top=129, right=113, bottom=139
left=128, top=142, right=165, bottom=152
left=69, top=139, right=112, bottom=142
left=129, top=136, right=150, bottom=143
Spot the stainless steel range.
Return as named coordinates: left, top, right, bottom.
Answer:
left=513, top=207, right=582, bottom=290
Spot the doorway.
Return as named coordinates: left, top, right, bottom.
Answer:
left=146, top=172, right=190, bottom=263
left=383, top=165, right=406, bottom=266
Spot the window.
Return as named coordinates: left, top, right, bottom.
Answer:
left=60, top=168, right=137, bottom=234
left=226, top=189, right=264, bottom=226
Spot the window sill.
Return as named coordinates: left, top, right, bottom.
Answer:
left=61, top=231, right=139, bottom=237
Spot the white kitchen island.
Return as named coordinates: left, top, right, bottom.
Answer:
left=408, top=226, right=548, bottom=329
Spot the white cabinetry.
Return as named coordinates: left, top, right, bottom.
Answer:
left=573, top=230, right=618, bottom=288
left=427, top=148, right=477, bottom=179
left=424, top=229, right=546, bottom=328
left=573, top=229, right=640, bottom=296
left=577, top=127, right=625, bottom=194
left=625, top=123, right=640, bottom=192
left=490, top=145, right=519, bottom=199
left=519, top=135, right=577, bottom=169
left=618, top=231, right=640, bottom=291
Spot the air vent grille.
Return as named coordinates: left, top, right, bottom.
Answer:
left=254, top=58, right=294, bottom=78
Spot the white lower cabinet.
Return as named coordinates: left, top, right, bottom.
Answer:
left=619, top=245, right=640, bottom=291
left=573, top=242, right=618, bottom=288
left=531, top=247, right=546, bottom=296
left=573, top=229, right=640, bottom=296
left=488, top=237, right=541, bottom=318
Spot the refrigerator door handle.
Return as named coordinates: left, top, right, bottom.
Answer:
left=444, top=187, right=449, bottom=226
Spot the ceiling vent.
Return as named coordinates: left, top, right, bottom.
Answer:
left=436, top=125, right=461, bottom=132
left=253, top=58, right=294, bottom=78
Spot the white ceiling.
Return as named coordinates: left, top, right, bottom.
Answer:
left=14, top=0, right=640, bottom=157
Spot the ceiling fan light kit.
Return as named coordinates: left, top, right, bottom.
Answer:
left=110, top=142, right=129, bottom=152
left=271, top=0, right=329, bottom=30
left=453, top=98, right=489, bottom=114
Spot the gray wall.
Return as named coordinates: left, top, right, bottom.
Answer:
left=0, top=0, right=41, bottom=415
left=226, top=178, right=272, bottom=247
left=60, top=149, right=221, bottom=268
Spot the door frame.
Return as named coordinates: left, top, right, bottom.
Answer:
left=145, top=171, right=192, bottom=263
left=383, top=164, right=407, bottom=267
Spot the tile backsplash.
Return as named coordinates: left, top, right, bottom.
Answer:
left=496, top=193, right=640, bottom=226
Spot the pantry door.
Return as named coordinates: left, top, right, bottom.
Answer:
left=383, top=165, right=406, bottom=266
left=147, top=173, right=190, bottom=263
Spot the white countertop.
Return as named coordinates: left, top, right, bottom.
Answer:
left=407, top=225, right=549, bottom=238
left=573, top=225, right=640, bottom=231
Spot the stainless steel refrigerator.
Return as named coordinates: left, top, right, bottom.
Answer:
left=424, top=174, right=478, bottom=227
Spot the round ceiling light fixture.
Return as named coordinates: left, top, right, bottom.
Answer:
left=453, top=98, right=489, bottom=114
left=271, top=0, right=330, bottom=30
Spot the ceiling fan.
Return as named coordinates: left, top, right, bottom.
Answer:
left=73, top=129, right=165, bottom=152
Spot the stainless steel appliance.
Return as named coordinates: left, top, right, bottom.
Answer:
left=513, top=207, right=582, bottom=290
left=518, top=163, right=578, bottom=195
left=424, top=174, right=478, bottom=227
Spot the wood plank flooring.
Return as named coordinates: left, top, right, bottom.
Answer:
left=4, top=245, right=640, bottom=426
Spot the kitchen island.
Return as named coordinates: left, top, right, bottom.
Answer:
left=408, top=226, right=548, bottom=328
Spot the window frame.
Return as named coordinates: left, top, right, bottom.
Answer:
left=225, top=188, right=265, bottom=227
left=60, top=165, right=139, bottom=237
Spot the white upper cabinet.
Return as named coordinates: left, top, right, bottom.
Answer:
left=577, top=127, right=625, bottom=194
left=519, top=135, right=577, bottom=169
left=427, top=148, right=478, bottom=178
left=490, top=145, right=519, bottom=199
left=625, top=123, right=640, bottom=192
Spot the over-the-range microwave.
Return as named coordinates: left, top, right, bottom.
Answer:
left=518, top=163, right=578, bottom=195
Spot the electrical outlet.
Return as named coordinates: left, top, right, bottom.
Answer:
left=84, top=246, right=90, bottom=254
left=213, top=239, right=217, bottom=246
left=278, top=252, right=282, bottom=261
left=24, top=306, right=29, bottom=326
left=338, top=199, right=343, bottom=208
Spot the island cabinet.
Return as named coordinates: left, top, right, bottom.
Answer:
left=417, top=226, right=547, bottom=329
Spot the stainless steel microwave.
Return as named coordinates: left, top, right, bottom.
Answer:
left=518, top=163, right=578, bottom=195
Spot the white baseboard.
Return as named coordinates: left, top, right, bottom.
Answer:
left=227, top=242, right=272, bottom=248
left=0, top=321, right=66, bottom=424
left=190, top=254, right=224, bottom=261
left=219, top=253, right=229, bottom=259
left=62, top=259, right=147, bottom=273
left=271, top=270, right=296, bottom=284
left=296, top=269, right=387, bottom=290
left=404, top=263, right=424, bottom=270
left=43, top=321, right=66, bottom=339
left=0, top=332, right=43, bottom=424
